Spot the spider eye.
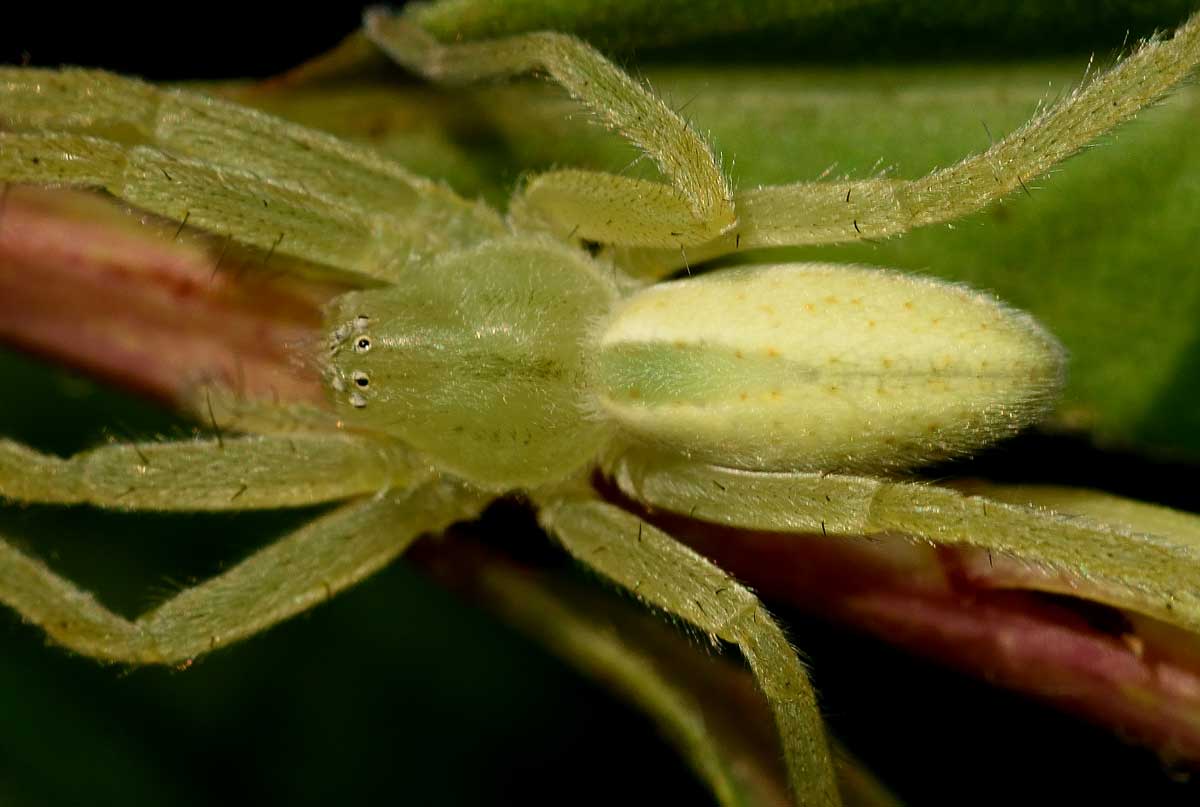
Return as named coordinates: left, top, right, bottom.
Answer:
left=354, top=336, right=372, bottom=353
left=352, top=371, right=370, bottom=388
left=349, top=391, right=367, bottom=409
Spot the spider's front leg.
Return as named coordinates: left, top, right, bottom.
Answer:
left=537, top=492, right=840, bottom=807
left=0, top=68, right=503, bottom=279
left=0, top=431, right=486, bottom=663
left=366, top=9, right=736, bottom=248
left=0, top=478, right=487, bottom=664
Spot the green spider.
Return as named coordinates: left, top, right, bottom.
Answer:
left=3, top=8, right=1200, bottom=806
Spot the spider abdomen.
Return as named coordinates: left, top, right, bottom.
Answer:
left=596, top=263, right=1065, bottom=473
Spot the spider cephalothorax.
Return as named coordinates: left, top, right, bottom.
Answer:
left=325, top=237, right=617, bottom=487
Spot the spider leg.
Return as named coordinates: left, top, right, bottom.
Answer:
left=0, top=478, right=487, bottom=664
left=0, top=131, right=375, bottom=274
left=538, top=493, right=840, bottom=807
left=606, top=448, right=1200, bottom=635
left=0, top=433, right=429, bottom=511
left=613, top=10, right=1200, bottom=277
left=0, top=68, right=503, bottom=279
left=365, top=10, right=736, bottom=248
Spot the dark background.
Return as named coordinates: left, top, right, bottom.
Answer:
left=3, top=3, right=1200, bottom=805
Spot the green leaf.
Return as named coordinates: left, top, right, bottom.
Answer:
left=409, top=0, right=1197, bottom=59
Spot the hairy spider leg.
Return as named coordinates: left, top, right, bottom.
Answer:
left=0, top=480, right=488, bottom=664
left=0, top=433, right=426, bottom=510
left=539, top=494, right=840, bottom=807
left=366, top=10, right=736, bottom=248
left=606, top=447, right=1200, bottom=635
left=611, top=9, right=1200, bottom=277
left=0, top=68, right=503, bottom=279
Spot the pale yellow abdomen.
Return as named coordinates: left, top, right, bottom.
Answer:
left=597, top=264, right=1065, bottom=472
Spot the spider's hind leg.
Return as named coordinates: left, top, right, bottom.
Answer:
left=605, top=448, right=1200, bottom=637
left=612, top=9, right=1200, bottom=277
left=537, top=494, right=841, bottom=807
